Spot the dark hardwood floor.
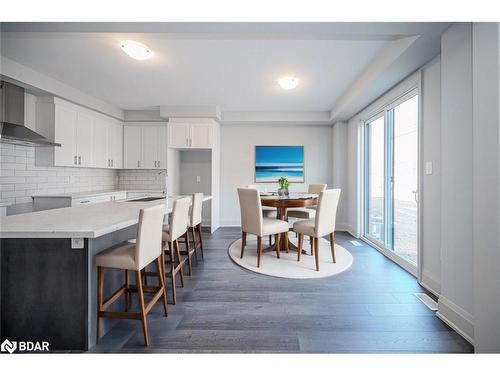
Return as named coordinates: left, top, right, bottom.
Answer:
left=97, top=228, right=473, bottom=353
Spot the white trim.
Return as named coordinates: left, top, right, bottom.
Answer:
left=437, top=296, right=475, bottom=345
left=419, top=269, right=441, bottom=297
left=361, top=235, right=418, bottom=277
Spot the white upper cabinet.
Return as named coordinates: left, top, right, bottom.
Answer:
left=123, top=126, right=142, bottom=169
left=167, top=119, right=215, bottom=149
left=92, top=118, right=108, bottom=168
left=168, top=123, right=191, bottom=148
left=123, top=124, right=167, bottom=169
left=52, top=103, right=77, bottom=167
left=35, top=97, right=124, bottom=169
left=190, top=123, right=213, bottom=148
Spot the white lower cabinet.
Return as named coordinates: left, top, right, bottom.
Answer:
left=123, top=124, right=167, bottom=169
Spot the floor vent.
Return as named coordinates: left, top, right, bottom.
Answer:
left=349, top=240, right=363, bottom=247
left=414, top=293, right=438, bottom=311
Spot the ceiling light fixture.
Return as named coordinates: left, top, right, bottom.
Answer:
left=120, top=40, right=153, bottom=61
left=278, top=76, right=299, bottom=90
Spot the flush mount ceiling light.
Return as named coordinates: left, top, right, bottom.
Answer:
left=120, top=40, right=153, bottom=60
left=278, top=76, right=299, bottom=90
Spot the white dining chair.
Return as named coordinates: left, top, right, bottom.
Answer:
left=247, top=184, right=277, bottom=219
left=293, top=189, right=341, bottom=271
left=238, top=188, right=289, bottom=267
left=286, top=183, right=327, bottom=220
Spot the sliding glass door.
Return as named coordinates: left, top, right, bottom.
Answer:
left=363, top=91, right=419, bottom=270
left=365, top=115, right=385, bottom=244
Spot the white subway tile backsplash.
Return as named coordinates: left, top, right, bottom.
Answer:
left=0, top=144, right=118, bottom=207
left=1, top=145, right=167, bottom=208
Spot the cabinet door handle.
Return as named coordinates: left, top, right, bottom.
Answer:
left=137, top=160, right=140, bottom=168
left=78, top=156, right=81, bottom=165
left=74, top=156, right=77, bottom=165
left=108, top=159, right=110, bottom=167
left=111, top=159, right=114, bottom=167
left=158, top=160, right=160, bottom=168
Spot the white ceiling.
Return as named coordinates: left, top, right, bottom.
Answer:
left=0, top=23, right=451, bottom=122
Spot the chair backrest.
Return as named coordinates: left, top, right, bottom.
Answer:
left=308, top=183, right=327, bottom=195
left=190, top=193, right=204, bottom=227
left=314, top=189, right=341, bottom=237
left=169, top=196, right=191, bottom=241
left=135, top=204, right=166, bottom=269
left=238, top=187, right=263, bottom=236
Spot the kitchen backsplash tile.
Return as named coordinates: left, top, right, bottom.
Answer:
left=0, top=143, right=167, bottom=209
left=0, top=143, right=118, bottom=205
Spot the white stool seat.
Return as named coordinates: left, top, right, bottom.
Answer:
left=292, top=218, right=316, bottom=237
left=262, top=218, right=289, bottom=236
left=95, top=242, right=138, bottom=270
left=287, top=207, right=316, bottom=219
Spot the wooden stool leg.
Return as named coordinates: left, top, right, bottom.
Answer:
left=124, top=270, right=130, bottom=312
left=175, top=240, right=185, bottom=287
left=269, top=235, right=272, bottom=246
left=284, top=232, right=289, bottom=253
left=274, top=233, right=280, bottom=259
left=310, top=236, right=314, bottom=255
left=96, top=266, right=104, bottom=342
left=314, top=237, right=320, bottom=271
left=156, top=257, right=168, bottom=316
left=257, top=236, right=262, bottom=268
left=197, top=224, right=204, bottom=259
left=297, top=234, right=303, bottom=261
left=241, top=231, right=247, bottom=258
left=184, top=232, right=193, bottom=276
left=330, top=232, right=336, bottom=263
left=135, top=270, right=149, bottom=346
left=168, top=241, right=177, bottom=304
left=191, top=227, right=198, bottom=260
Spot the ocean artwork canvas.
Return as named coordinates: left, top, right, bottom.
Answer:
left=255, top=146, right=305, bottom=183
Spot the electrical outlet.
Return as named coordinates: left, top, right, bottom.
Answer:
left=196, top=176, right=201, bottom=183
left=425, top=161, right=433, bottom=175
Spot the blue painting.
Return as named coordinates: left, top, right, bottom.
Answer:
left=255, top=146, right=305, bottom=183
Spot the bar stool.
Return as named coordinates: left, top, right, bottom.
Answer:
left=188, top=193, right=204, bottom=260
left=177, top=193, right=204, bottom=275
left=95, top=204, right=168, bottom=346
left=162, top=196, right=190, bottom=304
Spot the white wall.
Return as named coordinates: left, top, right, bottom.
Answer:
left=438, top=22, right=474, bottom=343
left=179, top=150, right=212, bottom=225
left=472, top=22, right=500, bottom=353
left=420, top=56, right=442, bottom=295
left=220, top=124, right=333, bottom=226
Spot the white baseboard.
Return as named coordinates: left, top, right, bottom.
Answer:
left=419, top=270, right=441, bottom=297
left=437, top=296, right=475, bottom=346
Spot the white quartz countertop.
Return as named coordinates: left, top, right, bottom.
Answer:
left=0, top=195, right=212, bottom=239
left=31, top=190, right=162, bottom=199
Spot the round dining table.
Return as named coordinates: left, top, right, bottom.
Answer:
left=260, top=193, right=318, bottom=254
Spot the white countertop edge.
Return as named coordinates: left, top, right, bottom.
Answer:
left=0, top=195, right=212, bottom=239
left=31, top=190, right=164, bottom=200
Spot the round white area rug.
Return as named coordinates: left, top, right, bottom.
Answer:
left=228, top=236, right=353, bottom=279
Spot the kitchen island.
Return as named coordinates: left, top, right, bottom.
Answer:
left=0, top=195, right=211, bottom=351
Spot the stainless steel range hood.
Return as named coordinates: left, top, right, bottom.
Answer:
left=0, top=81, right=61, bottom=147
